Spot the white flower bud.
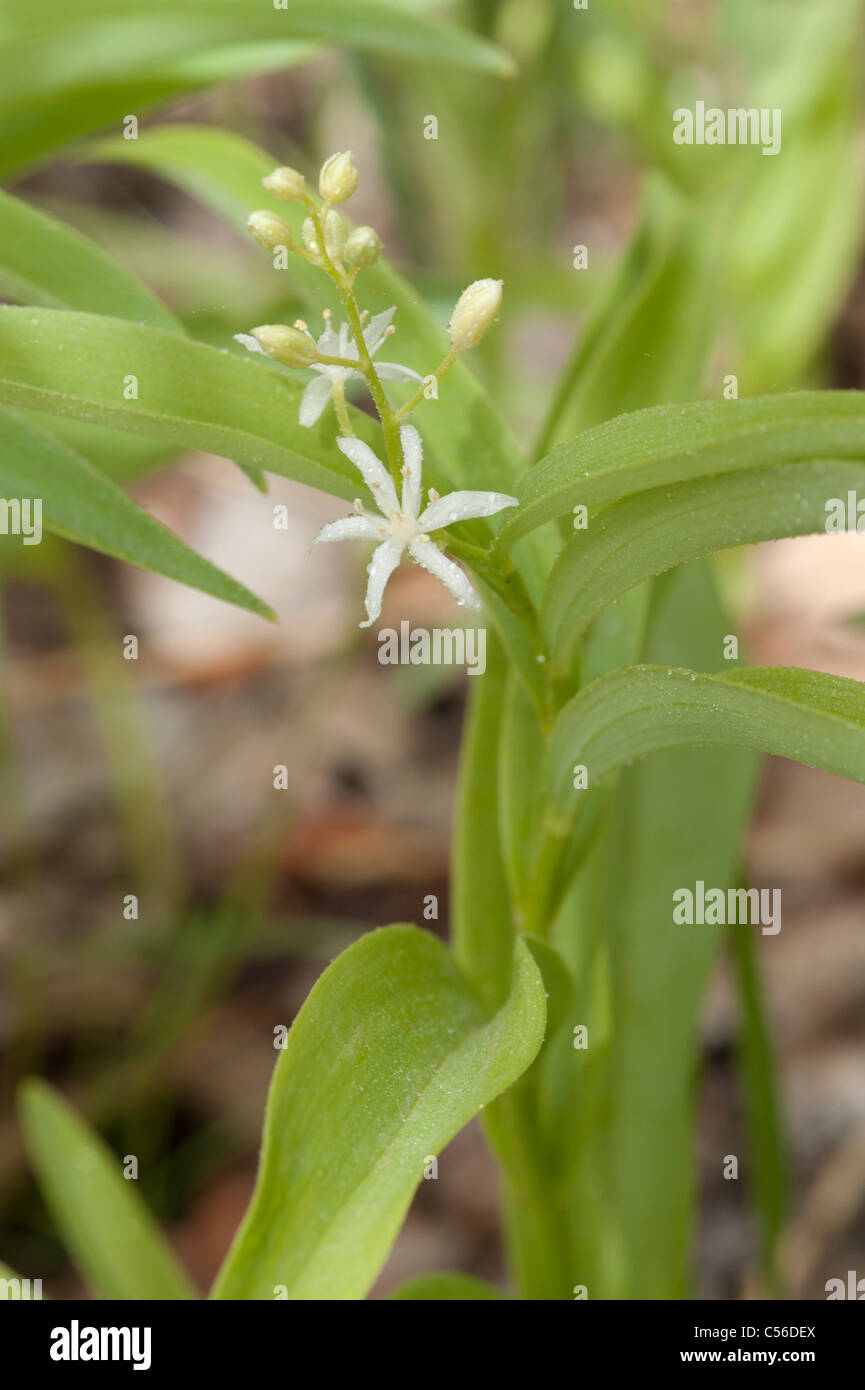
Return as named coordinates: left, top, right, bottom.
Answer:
left=319, top=150, right=359, bottom=204
left=448, top=278, right=503, bottom=351
left=323, top=209, right=347, bottom=260
left=250, top=325, right=319, bottom=367
left=261, top=166, right=306, bottom=202
left=247, top=210, right=294, bottom=253
left=343, top=225, right=381, bottom=270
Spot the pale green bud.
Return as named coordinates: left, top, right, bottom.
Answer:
left=247, top=210, right=294, bottom=254
left=448, top=278, right=503, bottom=351
left=343, top=225, right=381, bottom=270
left=302, top=217, right=321, bottom=257
left=323, top=209, right=347, bottom=260
left=251, top=324, right=319, bottom=367
left=261, top=166, right=306, bottom=202
left=319, top=150, right=359, bottom=204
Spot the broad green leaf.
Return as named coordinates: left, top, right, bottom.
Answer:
left=18, top=1079, right=197, bottom=1300
left=211, top=926, right=545, bottom=1300
left=540, top=664, right=865, bottom=861
left=0, top=189, right=178, bottom=331
left=390, top=1272, right=506, bottom=1300
left=542, top=460, right=865, bottom=677
left=0, top=306, right=373, bottom=503
left=0, top=409, right=274, bottom=619
left=498, top=392, right=865, bottom=551
left=0, top=2, right=514, bottom=78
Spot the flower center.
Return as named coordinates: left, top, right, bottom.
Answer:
left=389, top=510, right=419, bottom=544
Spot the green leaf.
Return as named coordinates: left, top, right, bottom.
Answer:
left=542, top=460, right=865, bottom=677
left=499, top=391, right=865, bottom=551
left=390, top=1271, right=506, bottom=1300
left=0, top=188, right=178, bottom=331
left=211, top=926, right=545, bottom=1300
left=0, top=408, right=274, bottom=619
left=18, top=1079, right=196, bottom=1300
left=584, top=566, right=758, bottom=1299
left=540, top=664, right=865, bottom=858
left=0, top=2, right=514, bottom=80
left=731, top=913, right=789, bottom=1292
left=0, top=1, right=512, bottom=174
left=0, top=40, right=316, bottom=177
left=0, top=306, right=372, bottom=503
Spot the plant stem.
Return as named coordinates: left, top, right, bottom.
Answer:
left=331, top=379, right=354, bottom=436
left=394, top=346, right=459, bottom=419
left=307, top=201, right=404, bottom=485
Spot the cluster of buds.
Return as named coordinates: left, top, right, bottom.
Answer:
left=239, top=152, right=504, bottom=418
left=248, top=151, right=382, bottom=282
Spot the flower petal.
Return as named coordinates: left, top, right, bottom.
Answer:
left=375, top=361, right=425, bottom=383
left=399, top=423, right=423, bottom=519
left=234, top=333, right=267, bottom=355
left=418, top=489, right=519, bottom=531
left=360, top=537, right=404, bottom=628
left=299, top=374, right=334, bottom=428
left=363, top=306, right=396, bottom=354
left=312, top=514, right=385, bottom=546
left=316, top=321, right=341, bottom=356
left=408, top=537, right=482, bottom=611
left=337, top=436, right=399, bottom=515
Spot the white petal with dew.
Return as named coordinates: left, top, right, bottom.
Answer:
left=363, top=306, right=396, bottom=354
left=408, top=537, right=481, bottom=610
left=299, top=374, right=334, bottom=427
left=419, top=489, right=519, bottom=531
left=375, top=362, right=425, bottom=383
left=399, top=423, right=423, bottom=519
left=360, top=537, right=404, bottom=628
left=337, top=436, right=399, bottom=514
left=312, top=514, right=385, bottom=546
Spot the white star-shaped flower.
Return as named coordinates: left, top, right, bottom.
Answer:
left=313, top=424, right=518, bottom=627
left=236, top=306, right=423, bottom=428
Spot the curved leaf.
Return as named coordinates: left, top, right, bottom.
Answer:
left=0, top=2, right=514, bottom=79
left=0, top=0, right=512, bottom=175
left=0, top=188, right=178, bottom=330
left=541, top=664, right=865, bottom=847
left=0, top=408, right=273, bottom=618
left=0, top=306, right=371, bottom=503
left=542, top=460, right=865, bottom=676
left=18, top=1079, right=196, bottom=1301
left=211, top=926, right=545, bottom=1300
left=498, top=392, right=865, bottom=552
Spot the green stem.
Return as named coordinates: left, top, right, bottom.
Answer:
left=331, top=378, right=354, bottom=436
left=394, top=346, right=459, bottom=420
left=307, top=202, right=404, bottom=485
